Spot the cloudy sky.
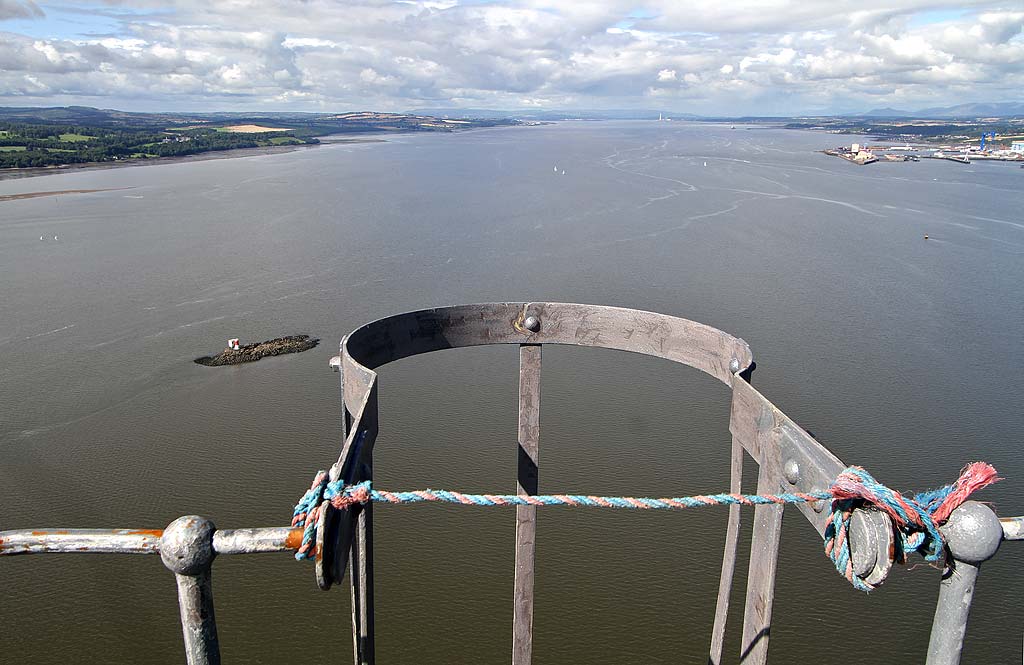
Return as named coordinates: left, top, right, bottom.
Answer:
left=1, top=0, right=1022, bottom=114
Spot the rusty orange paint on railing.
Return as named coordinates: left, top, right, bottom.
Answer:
left=284, top=528, right=303, bottom=550
left=126, top=529, right=164, bottom=538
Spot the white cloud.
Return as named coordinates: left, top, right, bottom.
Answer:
left=0, top=0, right=1020, bottom=113
left=0, top=0, right=42, bottom=21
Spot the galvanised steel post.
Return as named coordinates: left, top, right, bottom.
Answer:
left=161, top=516, right=221, bottom=665
left=926, top=501, right=1003, bottom=665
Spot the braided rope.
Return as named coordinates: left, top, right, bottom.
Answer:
left=291, top=462, right=1000, bottom=591
left=290, top=471, right=328, bottom=560
left=824, top=462, right=1000, bottom=590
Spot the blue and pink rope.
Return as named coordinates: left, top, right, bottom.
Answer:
left=291, top=462, right=1000, bottom=591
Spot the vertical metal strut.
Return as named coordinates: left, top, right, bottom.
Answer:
left=740, top=462, right=784, bottom=664
left=349, top=390, right=378, bottom=665
left=708, top=432, right=745, bottom=664
left=926, top=501, right=1003, bottom=665
left=513, top=344, right=542, bottom=665
left=160, top=516, right=221, bottom=665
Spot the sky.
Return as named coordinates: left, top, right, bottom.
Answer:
left=0, top=0, right=1022, bottom=115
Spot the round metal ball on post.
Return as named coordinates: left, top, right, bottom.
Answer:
left=161, top=516, right=221, bottom=665
left=926, top=501, right=1003, bottom=665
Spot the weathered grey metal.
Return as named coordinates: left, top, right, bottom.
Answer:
left=1000, top=516, right=1024, bottom=541
left=351, top=495, right=375, bottom=665
left=161, top=516, right=220, bottom=665
left=316, top=380, right=378, bottom=591
left=727, top=373, right=896, bottom=663
left=340, top=303, right=753, bottom=384
left=0, top=528, right=163, bottom=555
left=727, top=378, right=788, bottom=664
left=512, top=344, right=542, bottom=665
left=926, top=502, right=1004, bottom=665
left=740, top=448, right=784, bottom=664
left=212, top=527, right=302, bottom=555
left=779, top=424, right=892, bottom=584
left=731, top=381, right=894, bottom=584
left=162, top=516, right=216, bottom=576
left=333, top=303, right=901, bottom=665
left=0, top=526, right=304, bottom=557
left=939, top=501, right=1002, bottom=566
left=328, top=331, right=379, bottom=664
left=708, top=432, right=745, bottom=665
left=327, top=302, right=758, bottom=662
left=710, top=363, right=753, bottom=665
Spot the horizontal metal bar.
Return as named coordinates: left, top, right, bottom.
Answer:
left=213, top=527, right=303, bottom=554
left=0, top=527, right=303, bottom=556
left=999, top=516, right=1024, bottom=541
left=0, top=529, right=163, bottom=554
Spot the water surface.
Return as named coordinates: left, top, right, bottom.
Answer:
left=1, top=122, right=1022, bottom=663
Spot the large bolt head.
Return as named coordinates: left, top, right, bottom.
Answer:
left=160, top=515, right=217, bottom=575
left=942, top=501, right=1002, bottom=565
left=783, top=459, right=801, bottom=485
left=523, top=316, right=541, bottom=333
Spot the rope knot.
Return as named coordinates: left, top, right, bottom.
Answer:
left=291, top=475, right=373, bottom=560
left=327, top=480, right=373, bottom=510
left=824, top=462, right=1000, bottom=591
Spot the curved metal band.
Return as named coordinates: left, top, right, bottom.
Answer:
left=321, top=303, right=755, bottom=591
left=326, top=302, right=894, bottom=664
left=340, top=301, right=752, bottom=413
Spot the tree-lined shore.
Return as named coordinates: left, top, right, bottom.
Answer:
left=0, top=106, right=518, bottom=169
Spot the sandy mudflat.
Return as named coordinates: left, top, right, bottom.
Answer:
left=0, top=143, right=313, bottom=182
left=220, top=124, right=290, bottom=133
left=0, top=188, right=124, bottom=202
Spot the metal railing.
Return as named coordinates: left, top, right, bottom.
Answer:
left=2, top=303, right=1020, bottom=665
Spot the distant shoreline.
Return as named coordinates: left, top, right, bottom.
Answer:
left=0, top=143, right=310, bottom=182
left=0, top=187, right=126, bottom=202
left=0, top=137, right=385, bottom=183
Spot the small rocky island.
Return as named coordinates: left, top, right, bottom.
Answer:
left=194, top=335, right=319, bottom=366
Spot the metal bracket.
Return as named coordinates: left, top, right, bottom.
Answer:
left=778, top=423, right=893, bottom=586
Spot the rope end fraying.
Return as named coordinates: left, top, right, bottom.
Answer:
left=824, top=461, right=1000, bottom=592
left=931, top=462, right=1000, bottom=523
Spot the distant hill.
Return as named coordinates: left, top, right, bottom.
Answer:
left=914, top=102, right=1024, bottom=118
left=410, top=108, right=704, bottom=121
left=859, top=107, right=913, bottom=117
left=858, top=102, right=1024, bottom=118
left=0, top=105, right=516, bottom=132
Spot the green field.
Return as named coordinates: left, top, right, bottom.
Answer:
left=0, top=105, right=514, bottom=169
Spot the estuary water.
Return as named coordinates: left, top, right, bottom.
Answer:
left=1, top=121, right=1022, bottom=664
